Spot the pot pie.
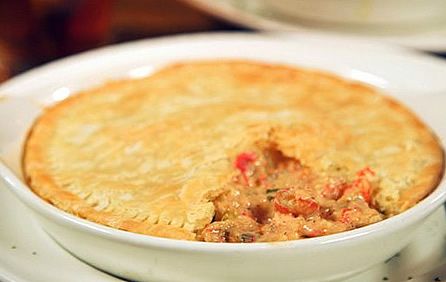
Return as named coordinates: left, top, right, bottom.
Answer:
left=23, top=61, right=444, bottom=242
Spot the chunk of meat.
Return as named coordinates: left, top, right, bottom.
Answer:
left=259, top=214, right=303, bottom=241
left=201, top=216, right=260, bottom=243
left=298, top=216, right=348, bottom=237
left=322, top=178, right=348, bottom=200
left=335, top=201, right=383, bottom=228
left=274, top=188, right=320, bottom=217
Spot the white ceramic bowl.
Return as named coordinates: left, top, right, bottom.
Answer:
left=266, top=0, right=446, bottom=27
left=0, top=33, right=445, bottom=282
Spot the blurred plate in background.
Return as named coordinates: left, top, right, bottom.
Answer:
left=181, top=0, right=446, bottom=52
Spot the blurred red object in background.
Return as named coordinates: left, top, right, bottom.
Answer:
left=66, top=0, right=111, bottom=51
left=0, top=0, right=112, bottom=80
left=32, top=0, right=112, bottom=55
left=30, top=0, right=112, bottom=58
left=0, top=0, right=236, bottom=82
left=0, top=0, right=34, bottom=80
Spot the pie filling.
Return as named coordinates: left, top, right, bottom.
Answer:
left=198, top=146, right=384, bottom=243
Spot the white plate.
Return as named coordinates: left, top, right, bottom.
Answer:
left=182, top=0, right=446, bottom=52
left=0, top=187, right=444, bottom=282
left=0, top=33, right=446, bottom=281
left=0, top=184, right=123, bottom=282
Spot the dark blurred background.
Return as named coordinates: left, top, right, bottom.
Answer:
left=0, top=0, right=243, bottom=82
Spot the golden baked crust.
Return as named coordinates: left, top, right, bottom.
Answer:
left=23, top=61, right=444, bottom=240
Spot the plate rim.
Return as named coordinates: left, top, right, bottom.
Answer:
left=1, top=31, right=443, bottom=95
left=180, top=0, right=446, bottom=52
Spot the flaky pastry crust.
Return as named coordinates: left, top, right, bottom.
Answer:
left=23, top=61, right=444, bottom=240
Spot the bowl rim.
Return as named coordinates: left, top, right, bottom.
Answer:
left=0, top=32, right=445, bottom=252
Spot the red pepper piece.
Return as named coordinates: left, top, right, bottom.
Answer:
left=356, top=167, right=374, bottom=204
left=356, top=167, right=375, bottom=177
left=340, top=167, right=375, bottom=205
left=362, top=191, right=371, bottom=204
left=360, top=181, right=372, bottom=204
left=352, top=178, right=372, bottom=205
left=234, top=152, right=257, bottom=185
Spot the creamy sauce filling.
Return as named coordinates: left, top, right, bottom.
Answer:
left=198, top=147, right=384, bottom=243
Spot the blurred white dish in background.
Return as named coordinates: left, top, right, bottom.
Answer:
left=266, top=0, right=446, bottom=26
left=181, top=0, right=446, bottom=52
